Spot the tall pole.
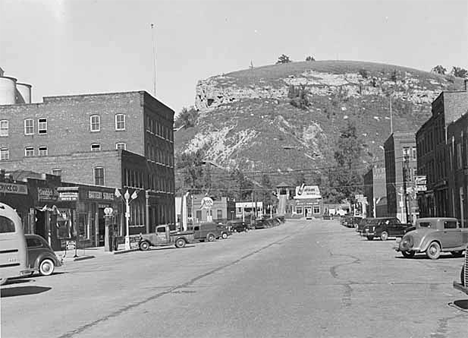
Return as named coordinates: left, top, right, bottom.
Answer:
left=151, top=23, right=156, bottom=97
left=403, top=155, right=409, bottom=223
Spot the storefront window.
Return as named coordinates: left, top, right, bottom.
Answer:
left=296, top=207, right=303, bottom=214
left=78, top=213, right=88, bottom=238
left=313, top=206, right=320, bottom=214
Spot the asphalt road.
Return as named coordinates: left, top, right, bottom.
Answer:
left=1, top=219, right=467, bottom=338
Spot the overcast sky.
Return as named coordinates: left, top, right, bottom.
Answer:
left=1, top=0, right=467, bottom=114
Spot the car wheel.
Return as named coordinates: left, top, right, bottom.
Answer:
left=139, top=241, right=150, bottom=251
left=451, top=251, right=464, bottom=257
left=402, top=250, right=415, bottom=258
left=426, top=242, right=441, bottom=260
left=367, top=236, right=374, bottom=241
left=207, top=234, right=216, bottom=242
left=221, top=232, right=228, bottom=239
left=39, top=259, right=55, bottom=276
left=380, top=231, right=389, bottom=241
left=175, top=238, right=186, bottom=248
left=0, top=277, right=8, bottom=286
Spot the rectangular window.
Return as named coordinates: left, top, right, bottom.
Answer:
left=0, top=148, right=9, bottom=161
left=90, top=115, right=100, bottom=132
left=313, top=206, right=320, bottom=214
left=25, top=147, right=34, bottom=157
left=38, top=118, right=47, bottom=134
left=412, top=147, right=417, bottom=160
left=52, top=169, right=62, bottom=176
left=91, top=144, right=101, bottom=151
left=38, top=146, right=48, bottom=156
left=115, top=114, right=125, bottom=130
left=0, top=120, right=8, bottom=137
left=403, top=147, right=410, bottom=157
left=116, top=142, right=126, bottom=150
left=457, top=143, right=462, bottom=169
left=24, top=119, right=34, bottom=135
left=94, top=167, right=104, bottom=185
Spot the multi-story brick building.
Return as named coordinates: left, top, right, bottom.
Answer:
left=384, top=132, right=417, bottom=223
left=363, top=166, right=387, bottom=217
left=416, top=86, right=468, bottom=217
left=0, top=91, right=175, bottom=242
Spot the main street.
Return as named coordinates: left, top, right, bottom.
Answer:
left=1, top=219, right=467, bottom=338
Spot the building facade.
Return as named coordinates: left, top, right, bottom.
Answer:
left=384, top=132, right=418, bottom=223
left=363, top=166, right=387, bottom=217
left=0, top=91, right=175, bottom=239
left=416, top=88, right=468, bottom=217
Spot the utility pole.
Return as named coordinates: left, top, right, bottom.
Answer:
left=403, top=154, right=410, bottom=223
left=151, top=23, right=156, bottom=97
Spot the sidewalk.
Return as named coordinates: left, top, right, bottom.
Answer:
left=56, top=244, right=139, bottom=262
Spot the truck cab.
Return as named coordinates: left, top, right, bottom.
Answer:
left=138, top=224, right=194, bottom=251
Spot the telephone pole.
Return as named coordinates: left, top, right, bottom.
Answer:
left=151, top=23, right=156, bottom=97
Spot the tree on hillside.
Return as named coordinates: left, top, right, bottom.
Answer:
left=260, top=174, right=274, bottom=209
left=431, top=65, right=447, bottom=75
left=175, top=106, right=199, bottom=129
left=288, top=84, right=310, bottom=110
left=450, top=66, right=468, bottom=78
left=276, top=54, right=292, bottom=64
left=177, top=149, right=207, bottom=194
left=305, top=56, right=315, bottom=61
left=230, top=169, right=254, bottom=201
left=322, top=121, right=364, bottom=203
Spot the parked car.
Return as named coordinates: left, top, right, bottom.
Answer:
left=216, top=223, right=232, bottom=239
left=362, top=217, right=412, bottom=241
left=25, top=234, right=62, bottom=276
left=341, top=215, right=362, bottom=228
left=253, top=218, right=268, bottom=229
left=356, top=217, right=378, bottom=234
left=396, top=217, right=468, bottom=259
left=453, top=247, right=468, bottom=295
left=227, top=220, right=249, bottom=232
left=190, top=222, right=222, bottom=242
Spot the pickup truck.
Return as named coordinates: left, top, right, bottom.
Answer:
left=138, top=224, right=194, bottom=251
left=453, top=248, right=468, bottom=295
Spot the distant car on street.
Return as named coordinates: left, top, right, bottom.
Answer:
left=396, top=217, right=468, bottom=259
left=25, top=234, right=62, bottom=276
left=227, top=220, right=249, bottom=233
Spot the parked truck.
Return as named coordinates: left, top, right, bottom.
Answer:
left=138, top=224, right=194, bottom=251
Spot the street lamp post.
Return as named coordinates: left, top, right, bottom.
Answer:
left=115, top=189, right=138, bottom=250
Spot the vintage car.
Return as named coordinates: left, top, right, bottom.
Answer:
left=341, top=215, right=362, bottom=228
left=362, top=217, right=412, bottom=241
left=396, top=217, right=468, bottom=259
left=453, top=248, right=468, bottom=295
left=356, top=217, right=379, bottom=234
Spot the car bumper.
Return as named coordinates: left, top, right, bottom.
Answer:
left=453, top=281, right=468, bottom=295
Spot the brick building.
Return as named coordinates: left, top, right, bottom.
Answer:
left=0, top=91, right=175, bottom=241
left=384, top=132, right=418, bottom=223
left=363, top=166, right=387, bottom=217
left=416, top=87, right=468, bottom=217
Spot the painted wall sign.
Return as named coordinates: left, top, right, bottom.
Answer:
left=38, top=187, right=58, bottom=201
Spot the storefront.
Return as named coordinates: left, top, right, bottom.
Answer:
left=53, top=185, right=118, bottom=250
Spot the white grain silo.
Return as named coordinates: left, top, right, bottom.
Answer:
left=0, top=76, right=17, bottom=105
left=16, top=82, right=32, bottom=104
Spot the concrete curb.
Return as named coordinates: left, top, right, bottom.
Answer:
left=62, top=255, right=95, bottom=262
left=112, top=248, right=139, bottom=255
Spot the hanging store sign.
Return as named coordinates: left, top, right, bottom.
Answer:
left=58, top=192, right=79, bottom=201
left=0, top=182, right=28, bottom=195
